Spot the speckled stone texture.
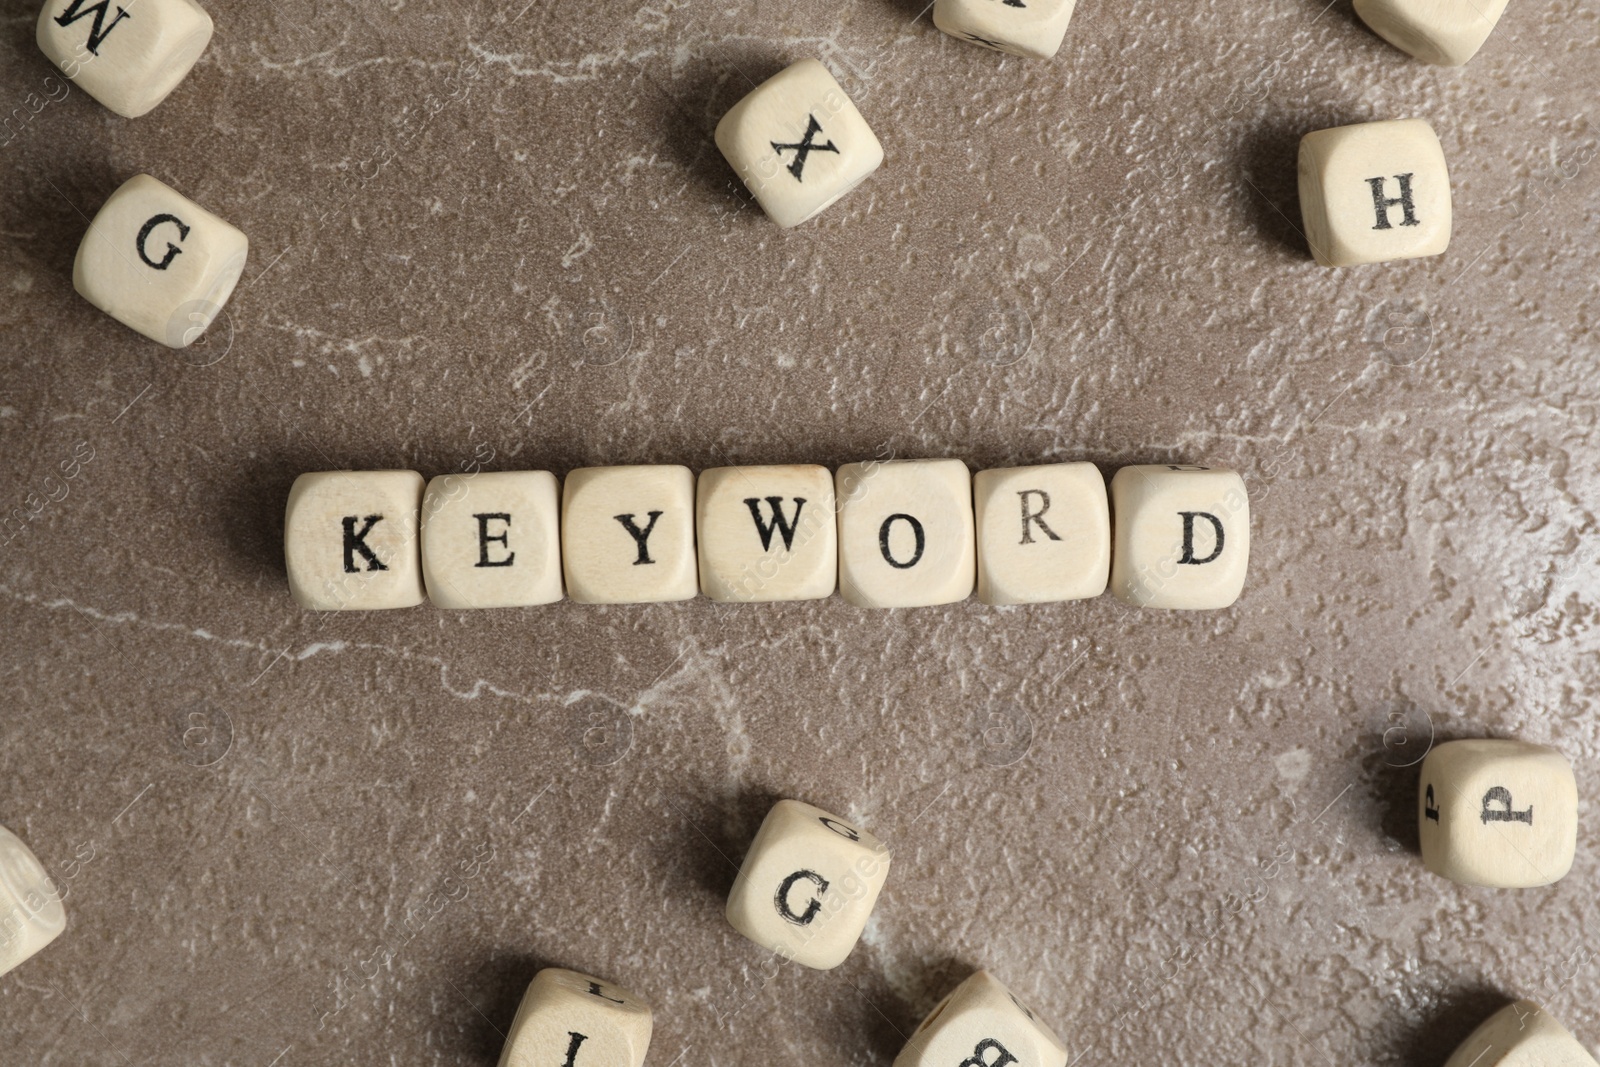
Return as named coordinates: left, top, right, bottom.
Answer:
left=1, top=0, right=1598, bottom=1064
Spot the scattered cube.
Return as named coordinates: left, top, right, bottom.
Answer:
left=1419, top=739, right=1577, bottom=888
left=894, top=971, right=1068, bottom=1067
left=725, top=799, right=891, bottom=970
left=697, top=464, right=837, bottom=602
left=562, top=466, right=697, bottom=604
left=37, top=0, right=214, bottom=118
left=714, top=58, right=883, bottom=229
left=73, top=174, right=248, bottom=348
left=0, top=825, right=67, bottom=979
left=284, top=471, right=426, bottom=611
left=1297, top=118, right=1451, bottom=267
left=496, top=968, right=653, bottom=1067
left=836, top=459, right=975, bottom=608
left=1353, top=0, right=1509, bottom=66
left=420, top=471, right=563, bottom=609
left=932, top=0, right=1078, bottom=59
left=1108, top=464, right=1249, bottom=609
left=975, top=462, right=1109, bottom=605
left=1442, top=1001, right=1599, bottom=1067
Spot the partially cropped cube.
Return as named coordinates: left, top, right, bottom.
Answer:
left=1353, top=0, right=1509, bottom=66
left=562, top=466, right=697, bottom=604
left=894, top=971, right=1068, bottom=1067
left=284, top=471, right=426, bottom=611
left=1443, top=1001, right=1599, bottom=1067
left=421, top=471, right=563, bottom=608
left=836, top=459, right=975, bottom=608
left=697, top=464, right=837, bottom=602
left=0, top=825, right=67, bottom=979
left=1109, top=465, right=1249, bottom=609
left=933, top=0, right=1078, bottom=59
left=715, top=59, right=883, bottom=228
left=496, top=968, right=652, bottom=1067
left=1419, top=739, right=1577, bottom=888
left=1298, top=119, right=1451, bottom=267
left=37, top=0, right=214, bottom=118
left=74, top=174, right=248, bottom=348
left=725, top=799, right=890, bottom=970
left=975, top=462, right=1109, bottom=605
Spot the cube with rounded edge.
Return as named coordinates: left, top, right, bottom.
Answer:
left=73, top=174, right=248, bottom=349
left=1353, top=0, right=1509, bottom=66
left=975, top=462, right=1109, bottom=605
left=836, top=459, right=975, bottom=608
left=1442, top=1001, right=1599, bottom=1067
left=284, top=471, right=425, bottom=611
left=496, top=967, right=652, bottom=1067
left=562, top=466, right=697, bottom=604
left=1109, top=464, right=1249, bottom=610
left=1419, top=739, right=1578, bottom=889
left=0, top=825, right=67, bottom=980
left=894, top=971, right=1068, bottom=1067
left=37, top=0, right=213, bottom=118
left=1298, top=118, right=1451, bottom=268
left=933, top=0, right=1078, bottom=59
left=725, top=799, right=890, bottom=970
left=715, top=58, right=883, bottom=229
left=421, top=471, right=563, bottom=609
left=697, top=464, right=837, bottom=602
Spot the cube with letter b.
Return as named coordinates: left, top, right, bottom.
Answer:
left=1298, top=118, right=1451, bottom=267
left=421, top=471, right=563, bottom=608
left=37, top=0, right=213, bottom=118
left=1108, top=465, right=1249, bottom=609
left=284, top=471, right=425, bottom=611
left=894, top=971, right=1068, bottom=1067
left=496, top=968, right=652, bottom=1067
left=725, top=799, right=891, bottom=970
left=1419, top=739, right=1578, bottom=888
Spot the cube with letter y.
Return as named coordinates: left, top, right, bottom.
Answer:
left=561, top=466, right=697, bottom=604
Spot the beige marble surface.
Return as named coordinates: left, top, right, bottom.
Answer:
left=2, top=0, right=1599, bottom=1064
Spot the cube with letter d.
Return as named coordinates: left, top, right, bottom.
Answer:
left=1109, top=464, right=1249, bottom=610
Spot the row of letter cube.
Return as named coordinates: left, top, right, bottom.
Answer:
left=284, top=461, right=1250, bottom=611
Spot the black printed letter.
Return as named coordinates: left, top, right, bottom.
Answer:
left=879, top=514, right=925, bottom=569
left=744, top=497, right=806, bottom=552
left=771, top=115, right=840, bottom=181
left=1424, top=784, right=1439, bottom=822
left=775, top=869, right=829, bottom=925
left=959, top=1039, right=1018, bottom=1067
left=342, top=516, right=386, bottom=573
left=1368, top=173, right=1421, bottom=230
left=613, top=511, right=663, bottom=565
left=1177, top=512, right=1224, bottom=565
left=561, top=1032, right=588, bottom=1067
left=1017, top=489, right=1062, bottom=545
left=136, top=214, right=189, bottom=270
left=474, top=513, right=514, bottom=567
left=54, top=0, right=131, bottom=55
left=1480, top=786, right=1532, bottom=825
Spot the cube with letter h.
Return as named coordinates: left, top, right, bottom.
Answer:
left=37, top=0, right=214, bottom=118
left=1298, top=118, right=1452, bottom=268
left=496, top=968, right=652, bottom=1067
left=725, top=799, right=891, bottom=970
left=894, top=971, right=1068, bottom=1067
left=1419, top=739, right=1578, bottom=888
left=1109, top=465, right=1249, bottom=610
left=284, top=471, right=426, bottom=611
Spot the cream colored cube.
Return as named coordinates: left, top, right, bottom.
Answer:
left=726, top=799, right=890, bottom=969
left=697, top=465, right=836, bottom=602
left=0, top=825, right=67, bottom=980
left=1353, top=0, right=1509, bottom=66
left=714, top=59, right=883, bottom=229
left=284, top=471, right=425, bottom=611
left=73, top=174, right=247, bottom=349
left=562, top=466, right=697, bottom=604
left=37, top=0, right=213, bottom=118
left=420, top=471, right=562, bottom=609
left=975, top=463, right=1109, bottom=605
left=894, top=971, right=1068, bottom=1067
left=1298, top=119, right=1451, bottom=267
left=497, top=968, right=652, bottom=1067
left=1443, top=1002, right=1599, bottom=1067
left=932, top=0, right=1077, bottom=59
left=1109, top=465, right=1249, bottom=610
left=836, top=459, right=975, bottom=609
left=1419, top=739, right=1577, bottom=888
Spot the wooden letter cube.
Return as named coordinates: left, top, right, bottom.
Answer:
left=1353, top=0, right=1509, bottom=66
left=697, top=464, right=837, bottom=602
left=1443, top=1001, right=1600, bottom=1067
left=284, top=471, right=425, bottom=611
left=1109, top=464, right=1249, bottom=610
left=836, top=459, right=975, bottom=608
left=975, top=462, right=1109, bottom=605
left=37, top=0, right=213, bottom=118
left=421, top=471, right=562, bottom=609
left=1419, top=739, right=1578, bottom=888
left=561, top=466, right=697, bottom=604
left=894, top=971, right=1068, bottom=1067
left=1298, top=119, right=1451, bottom=267
left=932, top=0, right=1077, bottom=59
left=714, top=58, right=883, bottom=229
left=496, top=968, right=652, bottom=1067
left=73, top=174, right=248, bottom=348
left=725, top=799, right=890, bottom=970
left=0, top=825, right=67, bottom=979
